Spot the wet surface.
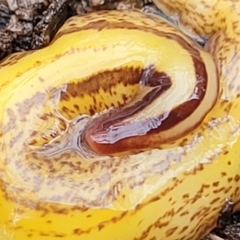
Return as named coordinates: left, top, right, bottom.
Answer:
left=0, top=0, right=147, bottom=59
left=0, top=0, right=239, bottom=239
left=0, top=1, right=206, bottom=60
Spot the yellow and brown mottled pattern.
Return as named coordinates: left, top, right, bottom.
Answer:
left=0, top=9, right=218, bottom=209
left=0, top=2, right=240, bottom=240
left=12, top=10, right=217, bottom=156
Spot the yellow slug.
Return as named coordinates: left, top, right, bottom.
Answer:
left=0, top=1, right=240, bottom=240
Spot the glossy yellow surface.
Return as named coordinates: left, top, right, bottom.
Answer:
left=0, top=2, right=240, bottom=240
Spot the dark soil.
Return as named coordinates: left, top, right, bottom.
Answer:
left=202, top=211, right=240, bottom=240
left=0, top=1, right=239, bottom=240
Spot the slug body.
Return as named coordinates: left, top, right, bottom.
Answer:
left=0, top=2, right=240, bottom=240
